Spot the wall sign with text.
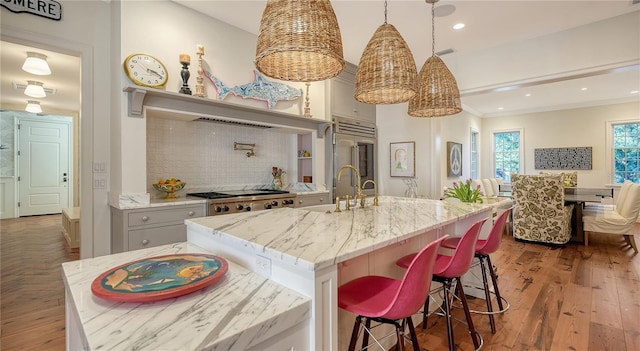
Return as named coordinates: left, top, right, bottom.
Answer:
left=534, top=147, right=592, bottom=170
left=1, top=0, right=62, bottom=21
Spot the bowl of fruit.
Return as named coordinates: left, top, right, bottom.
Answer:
left=153, top=178, right=186, bottom=199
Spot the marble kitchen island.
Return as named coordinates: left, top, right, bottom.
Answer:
left=186, top=196, right=492, bottom=350
left=62, top=242, right=311, bottom=351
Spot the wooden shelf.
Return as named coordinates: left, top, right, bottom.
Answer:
left=124, top=86, right=332, bottom=138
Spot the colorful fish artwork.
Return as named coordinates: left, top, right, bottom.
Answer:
left=204, top=70, right=303, bottom=110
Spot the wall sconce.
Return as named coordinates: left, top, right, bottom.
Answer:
left=24, top=81, right=46, bottom=98
left=234, top=142, right=256, bottom=157
left=25, top=100, right=42, bottom=113
left=22, top=52, right=51, bottom=75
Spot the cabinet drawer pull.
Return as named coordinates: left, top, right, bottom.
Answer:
left=188, top=211, right=195, bottom=216
left=141, top=239, right=149, bottom=245
left=141, top=215, right=149, bottom=222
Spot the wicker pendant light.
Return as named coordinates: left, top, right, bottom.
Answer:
left=355, top=1, right=417, bottom=104
left=408, top=0, right=462, bottom=117
left=255, top=0, right=345, bottom=82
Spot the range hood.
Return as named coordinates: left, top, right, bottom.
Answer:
left=124, top=86, right=331, bottom=136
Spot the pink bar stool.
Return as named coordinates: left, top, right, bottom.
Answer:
left=338, top=236, right=448, bottom=351
left=396, top=218, right=488, bottom=351
left=441, top=207, right=513, bottom=333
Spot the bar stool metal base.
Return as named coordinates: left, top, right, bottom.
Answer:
left=424, top=276, right=484, bottom=351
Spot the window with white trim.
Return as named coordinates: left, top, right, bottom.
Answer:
left=493, top=130, right=522, bottom=182
left=470, top=129, right=479, bottom=180
left=612, top=121, right=640, bottom=183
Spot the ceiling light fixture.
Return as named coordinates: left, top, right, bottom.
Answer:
left=25, top=100, right=42, bottom=113
left=255, top=0, right=345, bottom=82
left=453, top=23, right=465, bottom=30
left=354, top=0, right=417, bottom=104
left=22, top=52, right=51, bottom=75
left=24, top=80, right=46, bottom=98
left=408, top=0, right=462, bottom=117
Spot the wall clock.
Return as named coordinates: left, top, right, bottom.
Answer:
left=123, top=53, right=168, bottom=88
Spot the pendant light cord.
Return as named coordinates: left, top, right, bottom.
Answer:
left=384, top=0, right=388, bottom=24
left=431, top=1, right=436, bottom=56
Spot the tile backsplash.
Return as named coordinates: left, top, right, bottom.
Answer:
left=147, top=118, right=294, bottom=193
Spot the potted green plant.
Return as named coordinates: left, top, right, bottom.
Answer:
left=443, top=179, right=483, bottom=203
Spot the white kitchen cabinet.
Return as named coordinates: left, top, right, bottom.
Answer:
left=326, top=62, right=376, bottom=123
left=111, top=204, right=206, bottom=253
left=295, top=192, right=330, bottom=208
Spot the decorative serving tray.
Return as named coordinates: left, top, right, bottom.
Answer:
left=91, top=253, right=228, bottom=303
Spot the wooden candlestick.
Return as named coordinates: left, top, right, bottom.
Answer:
left=303, top=82, right=312, bottom=118
left=195, top=45, right=206, bottom=98
left=179, top=54, right=192, bottom=95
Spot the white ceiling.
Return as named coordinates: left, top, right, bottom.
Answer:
left=1, top=1, right=638, bottom=117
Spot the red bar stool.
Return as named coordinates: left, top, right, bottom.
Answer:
left=396, top=218, right=488, bottom=351
left=338, top=236, right=448, bottom=351
left=441, top=207, right=513, bottom=333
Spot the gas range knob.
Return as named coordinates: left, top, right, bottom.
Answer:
left=271, top=200, right=279, bottom=206
left=236, top=204, right=244, bottom=210
left=265, top=203, right=272, bottom=209
left=246, top=206, right=252, bottom=211
left=215, top=205, right=230, bottom=213
left=284, top=199, right=293, bottom=205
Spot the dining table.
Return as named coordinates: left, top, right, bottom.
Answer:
left=497, top=185, right=614, bottom=242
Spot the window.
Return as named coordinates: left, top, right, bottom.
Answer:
left=470, top=129, right=479, bottom=180
left=612, top=122, right=640, bottom=183
left=493, top=130, right=522, bottom=182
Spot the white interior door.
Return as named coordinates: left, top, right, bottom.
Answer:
left=18, top=118, right=71, bottom=216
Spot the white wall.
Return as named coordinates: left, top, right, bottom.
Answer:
left=480, top=101, right=640, bottom=187
left=376, top=103, right=483, bottom=199
left=117, top=0, right=328, bottom=199
left=2, top=1, right=113, bottom=258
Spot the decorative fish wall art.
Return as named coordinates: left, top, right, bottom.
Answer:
left=204, top=70, right=303, bottom=110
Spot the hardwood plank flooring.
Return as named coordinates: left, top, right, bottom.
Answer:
left=0, top=215, right=638, bottom=351
left=1, top=215, right=78, bottom=351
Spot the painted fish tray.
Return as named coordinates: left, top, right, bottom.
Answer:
left=91, top=253, right=228, bottom=303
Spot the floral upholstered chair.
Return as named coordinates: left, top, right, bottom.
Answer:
left=511, top=174, right=574, bottom=245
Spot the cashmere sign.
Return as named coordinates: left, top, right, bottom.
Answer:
left=1, top=0, right=61, bottom=21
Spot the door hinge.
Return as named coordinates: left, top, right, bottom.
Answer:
left=17, top=150, right=20, bottom=156
left=17, top=176, right=20, bottom=181
left=17, top=202, right=20, bottom=207
left=17, top=124, right=20, bottom=130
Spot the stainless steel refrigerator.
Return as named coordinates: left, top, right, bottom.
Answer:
left=332, top=117, right=377, bottom=199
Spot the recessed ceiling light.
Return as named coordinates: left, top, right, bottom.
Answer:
left=497, top=107, right=504, bottom=110
left=631, top=90, right=639, bottom=94
left=581, top=87, right=588, bottom=91
left=453, top=23, right=465, bottom=30
left=525, top=93, right=531, bottom=97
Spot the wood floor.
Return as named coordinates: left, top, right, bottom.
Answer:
left=0, top=215, right=638, bottom=351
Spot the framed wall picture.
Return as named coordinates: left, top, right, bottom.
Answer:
left=390, top=142, right=415, bottom=177
left=447, top=142, right=462, bottom=177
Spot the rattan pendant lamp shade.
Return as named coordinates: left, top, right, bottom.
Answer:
left=255, top=0, right=345, bottom=82
left=355, top=1, right=417, bottom=104
left=408, top=0, right=462, bottom=117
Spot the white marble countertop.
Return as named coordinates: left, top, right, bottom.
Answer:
left=186, top=196, right=491, bottom=272
left=62, top=242, right=310, bottom=351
